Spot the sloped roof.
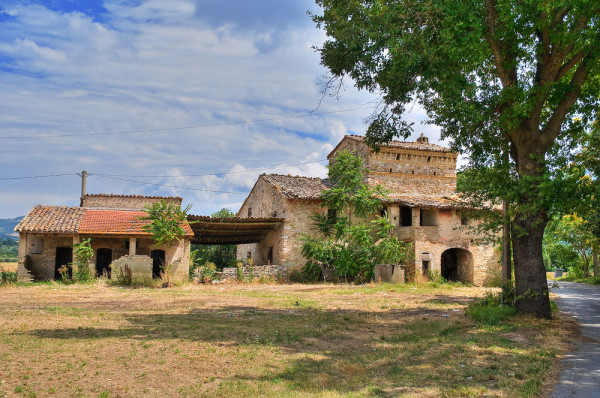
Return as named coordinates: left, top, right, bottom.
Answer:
left=261, top=174, right=330, bottom=200
left=83, top=193, right=182, bottom=200
left=384, top=194, right=467, bottom=209
left=15, top=205, right=85, bottom=234
left=333, top=135, right=453, bottom=155
left=16, top=206, right=193, bottom=236
left=79, top=209, right=192, bottom=236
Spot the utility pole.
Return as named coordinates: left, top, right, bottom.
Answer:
left=80, top=170, right=87, bottom=207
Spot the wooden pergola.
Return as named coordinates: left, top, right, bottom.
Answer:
left=186, top=215, right=284, bottom=245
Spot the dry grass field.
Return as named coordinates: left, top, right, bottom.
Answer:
left=0, top=282, right=572, bottom=398
left=0, top=262, right=17, bottom=273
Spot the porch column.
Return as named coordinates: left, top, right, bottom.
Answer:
left=129, top=237, right=137, bottom=255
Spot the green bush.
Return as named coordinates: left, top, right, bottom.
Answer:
left=0, top=271, right=17, bottom=284
left=466, top=291, right=516, bottom=326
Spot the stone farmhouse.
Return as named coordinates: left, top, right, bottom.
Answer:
left=237, top=134, right=500, bottom=285
left=15, top=194, right=193, bottom=282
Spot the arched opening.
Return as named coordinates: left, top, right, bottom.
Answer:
left=441, top=248, right=473, bottom=284
left=150, top=250, right=166, bottom=279
left=96, top=248, right=112, bottom=278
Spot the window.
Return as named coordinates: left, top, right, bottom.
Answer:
left=247, top=251, right=252, bottom=259
left=427, top=156, right=431, bottom=163
left=380, top=207, right=387, bottom=218
left=247, top=207, right=252, bottom=217
left=420, top=209, right=438, bottom=226
left=461, top=212, right=469, bottom=226
left=389, top=168, right=393, bottom=173
left=29, top=237, right=43, bottom=254
left=267, top=247, right=274, bottom=264
left=400, top=206, right=413, bottom=226
left=396, top=154, right=400, bottom=160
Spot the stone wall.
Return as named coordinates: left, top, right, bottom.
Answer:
left=407, top=208, right=500, bottom=286
left=81, top=195, right=182, bottom=210
left=215, top=265, right=288, bottom=281
left=236, top=179, right=325, bottom=270
left=17, top=233, right=190, bottom=281
left=18, top=233, right=75, bottom=280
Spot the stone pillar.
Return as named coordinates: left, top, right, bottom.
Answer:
left=129, top=238, right=137, bottom=255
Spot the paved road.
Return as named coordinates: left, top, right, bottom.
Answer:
left=551, top=282, right=600, bottom=398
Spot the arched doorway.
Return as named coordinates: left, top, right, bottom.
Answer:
left=96, top=248, right=113, bottom=278
left=150, top=250, right=166, bottom=279
left=441, top=248, right=473, bottom=284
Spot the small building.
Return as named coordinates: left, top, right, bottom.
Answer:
left=15, top=194, right=193, bottom=282
left=237, top=134, right=500, bottom=286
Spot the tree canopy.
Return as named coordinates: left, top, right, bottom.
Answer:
left=314, top=0, right=600, bottom=317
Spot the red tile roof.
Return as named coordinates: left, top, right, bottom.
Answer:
left=16, top=206, right=193, bottom=237
left=79, top=209, right=193, bottom=236
left=15, top=205, right=85, bottom=234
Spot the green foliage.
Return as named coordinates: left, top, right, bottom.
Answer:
left=301, top=151, right=411, bottom=282
left=0, top=237, right=18, bottom=262
left=314, top=0, right=600, bottom=317
left=466, top=291, right=517, bottom=326
left=190, top=208, right=237, bottom=270
left=115, top=264, right=133, bottom=286
left=73, top=238, right=94, bottom=283
left=141, top=200, right=191, bottom=247
left=0, top=271, right=17, bottom=284
left=292, top=261, right=323, bottom=283
left=196, top=261, right=216, bottom=283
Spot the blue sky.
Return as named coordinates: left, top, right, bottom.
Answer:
left=0, top=0, right=442, bottom=218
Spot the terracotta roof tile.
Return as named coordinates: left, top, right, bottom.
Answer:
left=261, top=174, right=331, bottom=200
left=79, top=209, right=193, bottom=236
left=15, top=205, right=85, bottom=234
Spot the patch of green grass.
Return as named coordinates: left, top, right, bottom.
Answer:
left=557, top=275, right=600, bottom=285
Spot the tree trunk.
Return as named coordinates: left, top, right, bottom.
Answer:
left=512, top=211, right=552, bottom=318
left=510, top=133, right=552, bottom=319
left=502, top=200, right=512, bottom=285
left=593, top=247, right=598, bottom=277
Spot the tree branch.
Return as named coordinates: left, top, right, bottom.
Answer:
left=484, top=0, right=515, bottom=88
left=542, top=54, right=591, bottom=144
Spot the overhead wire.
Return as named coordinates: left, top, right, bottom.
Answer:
left=92, top=158, right=328, bottom=178
left=0, top=106, right=374, bottom=140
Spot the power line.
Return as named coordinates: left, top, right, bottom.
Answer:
left=92, top=158, right=328, bottom=178
left=0, top=173, right=77, bottom=181
left=93, top=175, right=247, bottom=194
left=0, top=106, right=374, bottom=140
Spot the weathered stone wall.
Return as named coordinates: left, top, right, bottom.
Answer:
left=237, top=178, right=287, bottom=265
left=370, top=173, right=457, bottom=195
left=368, top=149, right=457, bottom=178
left=408, top=208, right=500, bottom=286
left=280, top=199, right=324, bottom=270
left=215, top=265, right=288, bottom=281
left=236, top=179, right=325, bottom=269
left=81, top=195, right=182, bottom=210
left=18, top=233, right=75, bottom=280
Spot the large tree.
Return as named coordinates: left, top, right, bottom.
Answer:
left=314, top=0, right=600, bottom=317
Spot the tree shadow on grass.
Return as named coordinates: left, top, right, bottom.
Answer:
left=22, top=305, right=547, bottom=397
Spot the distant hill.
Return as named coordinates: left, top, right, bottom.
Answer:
left=0, top=217, right=22, bottom=240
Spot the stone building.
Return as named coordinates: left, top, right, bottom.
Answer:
left=237, top=134, right=500, bottom=286
left=15, top=194, right=193, bottom=282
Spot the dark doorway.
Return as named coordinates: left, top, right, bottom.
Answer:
left=150, top=250, right=166, bottom=279
left=441, top=248, right=473, bottom=283
left=267, top=247, right=274, bottom=265
left=55, top=247, right=73, bottom=280
left=96, top=248, right=113, bottom=278
left=400, top=206, right=412, bottom=226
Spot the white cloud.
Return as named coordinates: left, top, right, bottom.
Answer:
left=0, top=0, right=443, bottom=219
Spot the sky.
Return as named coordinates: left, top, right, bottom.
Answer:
left=0, top=0, right=443, bottom=219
